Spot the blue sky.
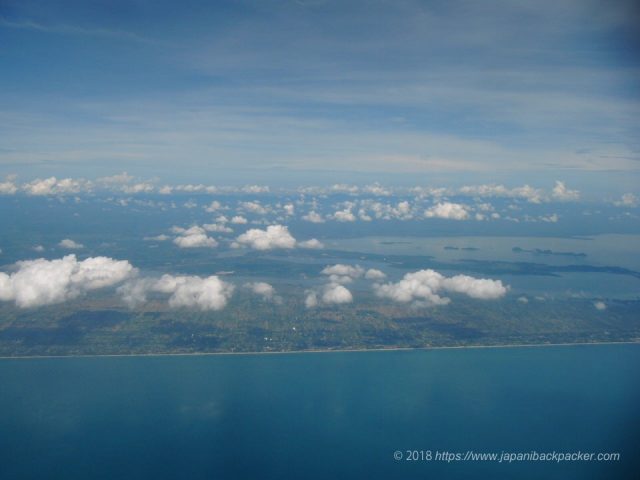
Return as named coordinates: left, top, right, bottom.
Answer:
left=1, top=0, right=639, bottom=186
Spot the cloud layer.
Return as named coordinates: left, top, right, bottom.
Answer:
left=234, top=225, right=321, bottom=251
left=374, top=269, right=508, bottom=307
left=0, top=255, right=136, bottom=308
left=120, top=274, right=234, bottom=310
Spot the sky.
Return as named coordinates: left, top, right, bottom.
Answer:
left=1, top=0, right=639, bottom=187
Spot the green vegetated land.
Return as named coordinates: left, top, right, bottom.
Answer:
left=1, top=282, right=638, bottom=357
left=2, top=245, right=640, bottom=356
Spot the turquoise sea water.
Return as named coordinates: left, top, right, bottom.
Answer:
left=0, top=345, right=638, bottom=479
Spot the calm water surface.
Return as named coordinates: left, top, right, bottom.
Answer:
left=0, top=344, right=638, bottom=479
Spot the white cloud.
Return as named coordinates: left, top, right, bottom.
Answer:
left=244, top=281, right=278, bottom=302
left=364, top=268, right=386, bottom=280
left=23, top=177, right=91, bottom=196
left=0, top=178, right=18, bottom=195
left=425, top=202, right=470, bottom=220
left=363, top=183, right=392, bottom=196
left=332, top=208, right=356, bottom=222
left=360, top=200, right=413, bottom=220
left=283, top=203, right=295, bottom=215
left=121, top=182, right=154, bottom=194
left=172, top=184, right=217, bottom=194
left=373, top=269, right=508, bottom=307
left=231, top=215, right=248, bottom=224
left=235, top=225, right=297, bottom=250
left=0, top=255, right=136, bottom=308
left=302, top=211, right=325, bottom=223
left=331, top=184, right=359, bottom=194
left=298, top=238, right=324, bottom=249
left=120, top=274, right=234, bottom=310
left=204, top=200, right=224, bottom=212
left=321, top=283, right=353, bottom=304
left=173, top=226, right=218, bottom=248
left=304, top=291, right=318, bottom=308
left=459, top=184, right=544, bottom=203
left=613, top=193, right=638, bottom=208
left=240, top=201, right=269, bottom=215
left=305, top=282, right=354, bottom=308
left=59, top=239, right=84, bottom=249
left=241, top=185, right=270, bottom=193
left=33, top=245, right=45, bottom=252
left=517, top=296, right=529, bottom=303
left=539, top=213, right=559, bottom=223
left=203, top=223, right=234, bottom=233
left=154, top=274, right=233, bottom=310
left=551, top=181, right=580, bottom=201
left=321, top=264, right=364, bottom=279
left=144, top=234, right=170, bottom=241
left=594, top=301, right=606, bottom=311
left=97, top=172, right=134, bottom=185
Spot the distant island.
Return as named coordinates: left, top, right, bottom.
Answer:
left=512, top=247, right=587, bottom=257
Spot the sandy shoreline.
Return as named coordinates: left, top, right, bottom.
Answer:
left=0, top=340, right=638, bottom=360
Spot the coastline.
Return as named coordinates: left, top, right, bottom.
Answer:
left=0, top=340, right=638, bottom=360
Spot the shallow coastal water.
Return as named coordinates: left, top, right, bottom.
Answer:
left=0, top=344, right=638, bottom=479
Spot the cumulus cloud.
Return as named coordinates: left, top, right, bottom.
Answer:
left=594, top=301, right=606, bottom=311
left=373, top=269, right=508, bottom=307
left=321, top=283, right=353, bottom=304
left=172, top=226, right=218, bottom=248
left=59, top=239, right=84, bottom=249
left=331, top=184, right=359, bottom=194
left=171, top=184, right=217, bottom=194
left=241, top=185, right=270, bottom=194
left=0, top=177, right=18, bottom=195
left=245, top=281, right=275, bottom=298
left=459, top=184, right=544, bottom=204
left=283, top=203, right=295, bottom=216
left=240, top=201, right=269, bottom=215
left=204, top=200, right=225, bottom=212
left=158, top=275, right=232, bottom=310
left=363, top=183, right=392, bottom=196
left=203, top=223, right=234, bottom=233
left=317, top=264, right=367, bottom=289
left=231, top=215, right=248, bottom=224
left=244, top=281, right=281, bottom=303
left=23, top=177, right=91, bottom=196
left=551, top=181, right=580, bottom=201
left=234, top=225, right=297, bottom=250
left=364, top=268, right=386, bottom=280
left=0, top=255, right=136, bottom=308
left=119, top=182, right=154, bottom=194
left=144, top=234, right=170, bottom=241
left=97, top=172, right=134, bottom=185
left=359, top=200, right=413, bottom=221
left=120, top=274, right=233, bottom=310
left=298, top=238, right=324, bottom=249
left=302, top=211, right=325, bottom=223
left=332, top=208, right=356, bottom=222
left=425, top=202, right=470, bottom=220
left=613, top=193, right=638, bottom=208
left=304, top=291, right=318, bottom=308
left=305, top=283, right=353, bottom=307
left=539, top=213, right=559, bottom=223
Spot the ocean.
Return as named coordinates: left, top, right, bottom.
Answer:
left=0, top=344, right=638, bottom=479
